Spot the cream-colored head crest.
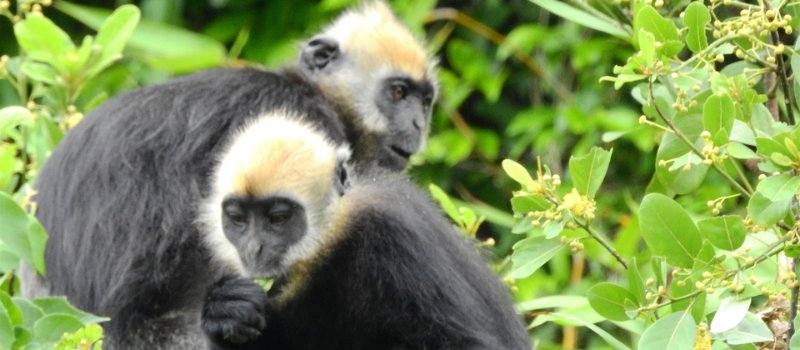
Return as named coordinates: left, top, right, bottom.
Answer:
left=322, top=1, right=436, bottom=82
left=199, top=111, right=350, bottom=274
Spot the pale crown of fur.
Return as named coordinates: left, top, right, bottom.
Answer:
left=199, top=112, right=349, bottom=276
left=313, top=1, right=438, bottom=133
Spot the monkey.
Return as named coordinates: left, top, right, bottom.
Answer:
left=19, top=2, right=437, bottom=349
left=198, top=114, right=531, bottom=350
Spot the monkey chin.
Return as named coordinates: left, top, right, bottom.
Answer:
left=379, top=145, right=412, bottom=171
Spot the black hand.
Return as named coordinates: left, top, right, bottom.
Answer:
left=203, top=275, right=268, bottom=347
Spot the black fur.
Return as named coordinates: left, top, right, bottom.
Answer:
left=205, top=173, right=531, bottom=350
left=30, top=68, right=349, bottom=349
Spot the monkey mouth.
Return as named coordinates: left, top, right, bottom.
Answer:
left=389, top=145, right=413, bottom=160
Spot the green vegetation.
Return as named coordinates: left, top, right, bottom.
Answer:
left=4, top=0, right=800, bottom=349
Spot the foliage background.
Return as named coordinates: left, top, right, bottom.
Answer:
left=8, top=0, right=796, bottom=349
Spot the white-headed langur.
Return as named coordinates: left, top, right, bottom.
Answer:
left=199, top=114, right=531, bottom=350
left=21, top=2, right=437, bottom=349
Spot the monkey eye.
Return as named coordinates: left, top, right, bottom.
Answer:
left=391, top=83, right=407, bottom=101
left=421, top=97, right=433, bottom=110
left=223, top=203, right=247, bottom=226
left=267, top=202, right=294, bottom=225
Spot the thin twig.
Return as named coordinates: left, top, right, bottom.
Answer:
left=576, top=220, right=628, bottom=269
left=648, top=78, right=753, bottom=198
left=771, top=31, right=796, bottom=124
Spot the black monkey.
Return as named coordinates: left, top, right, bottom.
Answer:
left=200, top=115, right=531, bottom=350
left=21, top=3, right=437, bottom=349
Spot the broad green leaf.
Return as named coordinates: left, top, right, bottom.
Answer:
left=510, top=195, right=551, bottom=214
left=516, top=295, right=590, bottom=312
left=587, top=282, right=637, bottom=321
left=703, top=94, right=735, bottom=146
left=541, top=313, right=631, bottom=350
left=569, top=147, right=612, bottom=198
left=92, top=4, right=141, bottom=75
left=32, top=314, right=83, bottom=343
left=13, top=15, right=75, bottom=70
left=55, top=1, right=225, bottom=73
left=429, top=184, right=461, bottom=225
left=637, top=311, right=697, bottom=349
left=497, top=24, right=546, bottom=60
left=502, top=159, right=536, bottom=190
left=529, top=0, right=628, bottom=39
left=20, top=62, right=59, bottom=85
left=0, top=292, right=22, bottom=327
left=667, top=152, right=702, bottom=172
left=627, top=258, right=645, bottom=304
left=755, top=173, right=800, bottom=202
left=727, top=143, right=758, bottom=159
left=638, top=29, right=656, bottom=67
left=639, top=194, right=703, bottom=268
left=655, top=113, right=709, bottom=194
left=510, top=237, right=564, bottom=279
left=0, top=302, right=13, bottom=350
left=791, top=311, right=800, bottom=348
left=715, top=312, right=773, bottom=344
left=697, top=216, right=746, bottom=251
left=11, top=297, right=45, bottom=328
left=31, top=298, right=109, bottom=325
left=0, top=106, right=34, bottom=135
left=28, top=219, right=48, bottom=275
left=0, top=193, right=32, bottom=269
left=710, top=297, right=750, bottom=334
left=634, top=6, right=683, bottom=56
left=684, top=2, right=710, bottom=52
left=747, top=192, right=791, bottom=225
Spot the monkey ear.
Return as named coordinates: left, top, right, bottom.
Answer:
left=302, top=36, right=340, bottom=71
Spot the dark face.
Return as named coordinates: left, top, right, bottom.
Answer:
left=221, top=195, right=307, bottom=277
left=374, top=77, right=434, bottom=170
left=300, top=36, right=436, bottom=171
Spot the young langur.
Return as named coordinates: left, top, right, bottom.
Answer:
left=21, top=2, right=437, bottom=349
left=200, top=115, right=531, bottom=350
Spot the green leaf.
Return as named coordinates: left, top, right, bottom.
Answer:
left=755, top=173, right=800, bottom=201
left=627, top=258, right=646, bottom=304
left=91, top=4, right=141, bottom=75
left=27, top=219, right=48, bottom=276
left=0, top=193, right=32, bottom=270
left=510, top=195, right=552, bottom=214
left=510, top=237, right=564, bottom=279
left=703, top=94, right=735, bottom=146
left=429, top=184, right=461, bottom=225
left=31, top=298, right=109, bottom=325
left=697, top=215, right=746, bottom=251
left=569, top=147, right=612, bottom=198
left=727, top=143, right=758, bottom=159
left=502, top=159, right=536, bottom=190
left=528, top=0, right=629, bottom=39
left=715, top=312, right=773, bottom=345
left=0, top=106, right=34, bottom=135
left=747, top=191, right=791, bottom=225
left=710, top=297, right=750, bottom=334
left=684, top=2, right=710, bottom=53
left=638, top=29, right=656, bottom=67
left=587, top=282, right=637, bottom=321
left=0, top=292, right=22, bottom=327
left=638, top=311, right=697, bottom=349
left=540, top=313, right=631, bottom=350
left=13, top=15, right=75, bottom=70
left=634, top=6, right=683, bottom=56
left=791, top=310, right=800, bottom=348
left=20, top=62, right=59, bottom=85
left=655, top=113, right=709, bottom=194
left=639, top=193, right=703, bottom=268
left=11, top=298, right=45, bottom=328
left=32, top=314, right=84, bottom=343
left=55, top=1, right=225, bottom=73
left=497, top=24, right=546, bottom=61
left=0, top=302, right=13, bottom=349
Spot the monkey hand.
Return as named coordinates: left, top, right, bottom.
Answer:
left=202, top=275, right=268, bottom=346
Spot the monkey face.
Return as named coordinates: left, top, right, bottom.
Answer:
left=220, top=195, right=308, bottom=277
left=374, top=76, right=435, bottom=170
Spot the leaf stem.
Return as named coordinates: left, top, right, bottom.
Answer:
left=770, top=30, right=796, bottom=125
left=647, top=78, right=753, bottom=198
left=575, top=220, right=628, bottom=269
